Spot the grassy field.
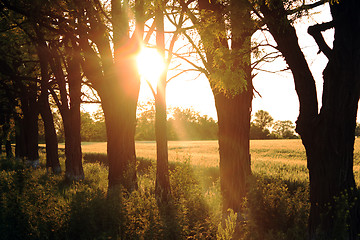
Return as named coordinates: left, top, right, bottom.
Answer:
left=78, top=139, right=360, bottom=186
left=5, top=139, right=359, bottom=239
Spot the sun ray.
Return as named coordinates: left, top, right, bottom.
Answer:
left=136, top=47, right=165, bottom=91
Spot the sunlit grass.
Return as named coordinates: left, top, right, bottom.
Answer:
left=9, top=139, right=360, bottom=239
left=66, top=139, right=360, bottom=186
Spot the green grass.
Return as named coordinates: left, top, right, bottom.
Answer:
left=78, top=139, right=360, bottom=186
left=6, top=139, right=360, bottom=239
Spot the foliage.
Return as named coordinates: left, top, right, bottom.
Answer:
left=250, top=122, right=271, bottom=139
left=250, top=110, right=297, bottom=139
left=216, top=209, right=237, bottom=240
left=273, top=120, right=298, bottom=139
left=253, top=110, right=273, bottom=131
left=135, top=102, right=218, bottom=141
left=167, top=107, right=218, bottom=141
left=80, top=111, right=106, bottom=142
left=0, top=143, right=325, bottom=240
left=245, top=177, right=310, bottom=240
left=0, top=154, right=220, bottom=240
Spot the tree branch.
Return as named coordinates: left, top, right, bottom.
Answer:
left=287, top=0, right=326, bottom=15
left=308, top=21, right=334, bottom=59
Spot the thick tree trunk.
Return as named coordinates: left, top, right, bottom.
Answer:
left=19, top=84, right=39, bottom=166
left=194, top=0, right=254, bottom=212
left=214, top=88, right=252, bottom=213
left=259, top=0, right=360, bottom=238
left=101, top=58, right=140, bottom=191
left=2, top=118, right=13, bottom=159
left=63, top=114, right=84, bottom=180
left=39, top=97, right=61, bottom=174
left=37, top=37, right=61, bottom=174
left=64, top=55, right=84, bottom=181
left=102, top=86, right=138, bottom=190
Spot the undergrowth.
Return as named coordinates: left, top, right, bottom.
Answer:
left=0, top=153, right=310, bottom=240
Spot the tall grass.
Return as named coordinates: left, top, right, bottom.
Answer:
left=1, top=147, right=312, bottom=240
left=8, top=138, right=360, bottom=239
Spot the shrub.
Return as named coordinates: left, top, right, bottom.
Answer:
left=245, top=177, right=309, bottom=240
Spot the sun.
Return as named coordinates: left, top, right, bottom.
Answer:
left=136, top=47, right=165, bottom=89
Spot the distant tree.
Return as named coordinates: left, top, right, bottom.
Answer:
left=355, top=123, right=360, bottom=137
left=250, top=122, right=271, bottom=139
left=81, top=111, right=106, bottom=142
left=168, top=107, right=218, bottom=140
left=136, top=102, right=156, bottom=141
left=136, top=103, right=218, bottom=141
left=251, top=110, right=274, bottom=139
left=253, top=110, right=274, bottom=131
left=273, top=120, right=297, bottom=139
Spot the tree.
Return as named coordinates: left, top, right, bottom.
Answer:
left=80, top=111, right=106, bottom=142
left=179, top=0, right=255, bottom=213
left=136, top=101, right=156, bottom=140
left=0, top=10, right=40, bottom=165
left=154, top=0, right=172, bottom=202
left=253, top=110, right=273, bottom=131
left=250, top=122, right=271, bottom=139
left=72, top=0, right=145, bottom=190
left=273, top=120, right=297, bottom=139
left=254, top=0, right=360, bottom=237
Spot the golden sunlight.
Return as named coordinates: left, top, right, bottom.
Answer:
left=136, top=47, right=165, bottom=89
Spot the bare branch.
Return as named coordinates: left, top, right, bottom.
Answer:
left=287, top=0, right=326, bottom=15
left=308, top=21, right=334, bottom=59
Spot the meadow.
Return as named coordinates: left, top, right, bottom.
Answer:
left=80, top=139, right=360, bottom=186
left=3, top=139, right=359, bottom=239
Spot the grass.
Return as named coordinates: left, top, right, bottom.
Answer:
left=10, top=139, right=360, bottom=239
left=77, top=139, right=360, bottom=186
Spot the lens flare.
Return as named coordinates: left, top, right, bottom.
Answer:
left=136, top=47, right=165, bottom=89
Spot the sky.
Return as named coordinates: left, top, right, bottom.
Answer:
left=137, top=3, right=334, bottom=123
left=83, top=3, right=349, bottom=124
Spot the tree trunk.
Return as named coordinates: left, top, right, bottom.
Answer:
left=194, top=0, right=254, bottom=212
left=5, top=139, right=12, bottom=159
left=39, top=97, right=61, bottom=174
left=76, top=0, right=142, bottom=191
left=101, top=73, right=139, bottom=190
left=15, top=116, right=26, bottom=160
left=154, top=1, right=171, bottom=202
left=259, top=0, right=360, bottom=238
left=214, top=87, right=252, bottom=213
left=37, top=38, right=61, bottom=174
left=64, top=53, right=84, bottom=181
left=20, top=83, right=39, bottom=167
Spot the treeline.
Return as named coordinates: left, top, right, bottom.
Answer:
left=250, top=110, right=298, bottom=139
left=136, top=102, right=217, bottom=141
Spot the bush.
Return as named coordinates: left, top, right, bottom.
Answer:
left=0, top=154, right=313, bottom=240
left=245, top=177, right=309, bottom=240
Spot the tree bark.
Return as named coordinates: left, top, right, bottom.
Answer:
left=64, top=49, right=84, bottom=181
left=195, top=0, right=253, bottom=212
left=48, top=41, right=84, bottom=181
left=39, top=99, right=61, bottom=174
left=154, top=2, right=171, bottom=202
left=37, top=38, right=61, bottom=174
left=259, top=0, right=360, bottom=238
left=215, top=89, right=252, bottom=212
left=19, top=83, right=39, bottom=166
left=15, top=116, right=26, bottom=160
left=77, top=0, right=142, bottom=191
